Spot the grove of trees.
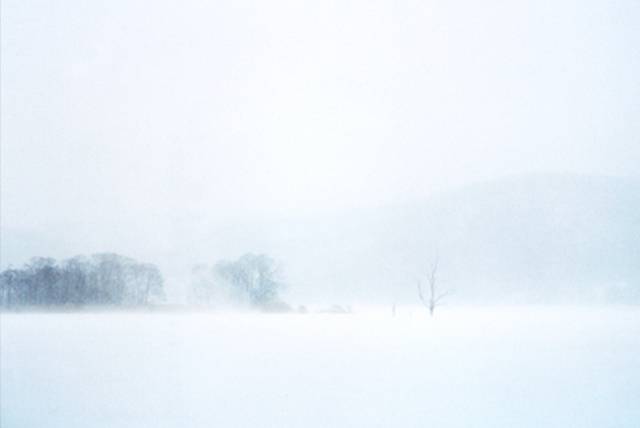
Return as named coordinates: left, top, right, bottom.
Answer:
left=190, top=253, right=288, bottom=310
left=0, top=253, right=164, bottom=308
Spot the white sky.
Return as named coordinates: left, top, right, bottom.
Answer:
left=2, top=0, right=639, bottom=262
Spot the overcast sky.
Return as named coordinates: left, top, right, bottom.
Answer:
left=2, top=0, right=640, bottom=267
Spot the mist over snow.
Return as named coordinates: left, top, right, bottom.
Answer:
left=2, top=1, right=640, bottom=299
left=3, top=173, right=639, bottom=305
left=2, top=0, right=640, bottom=426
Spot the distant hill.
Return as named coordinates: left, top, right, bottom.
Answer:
left=275, top=173, right=640, bottom=304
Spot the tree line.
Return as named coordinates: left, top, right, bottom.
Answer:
left=0, top=253, right=164, bottom=308
left=0, top=252, right=287, bottom=310
left=0, top=251, right=449, bottom=314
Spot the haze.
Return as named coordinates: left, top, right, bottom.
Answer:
left=3, top=2, right=640, bottom=427
left=2, top=0, right=640, bottom=302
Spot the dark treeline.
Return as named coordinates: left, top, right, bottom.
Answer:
left=0, top=253, right=164, bottom=308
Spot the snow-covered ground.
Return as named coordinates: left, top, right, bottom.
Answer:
left=2, top=306, right=639, bottom=427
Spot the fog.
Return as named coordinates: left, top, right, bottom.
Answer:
left=2, top=1, right=640, bottom=426
left=2, top=0, right=640, bottom=304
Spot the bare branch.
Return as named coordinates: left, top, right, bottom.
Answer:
left=434, top=290, right=452, bottom=304
left=415, top=252, right=449, bottom=317
left=416, top=279, right=427, bottom=306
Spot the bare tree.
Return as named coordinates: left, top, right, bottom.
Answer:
left=416, top=257, right=449, bottom=316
